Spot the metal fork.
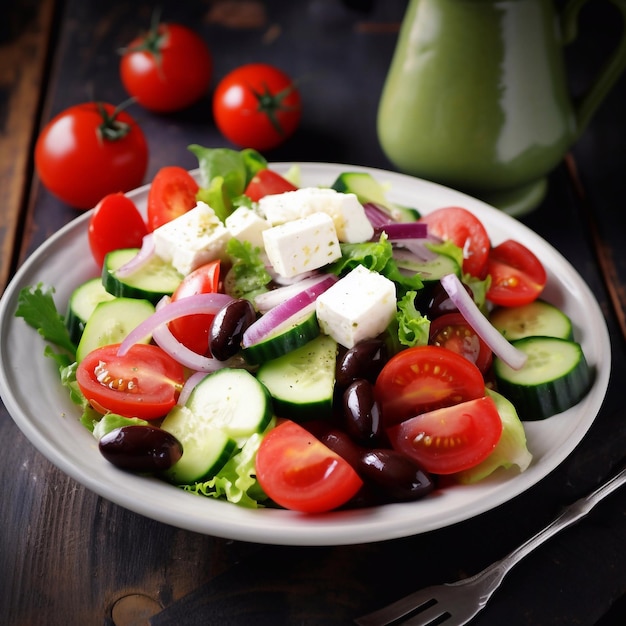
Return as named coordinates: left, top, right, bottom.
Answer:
left=355, top=464, right=626, bottom=626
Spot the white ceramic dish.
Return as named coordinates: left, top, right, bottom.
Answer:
left=0, top=163, right=611, bottom=546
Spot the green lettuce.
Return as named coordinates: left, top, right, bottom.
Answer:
left=223, top=238, right=272, bottom=302
left=396, top=290, right=430, bottom=348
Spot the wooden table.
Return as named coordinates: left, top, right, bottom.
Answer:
left=2, top=1, right=626, bottom=624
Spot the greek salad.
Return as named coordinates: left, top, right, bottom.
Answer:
left=16, top=147, right=593, bottom=514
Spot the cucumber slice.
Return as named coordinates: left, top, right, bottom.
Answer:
left=330, top=171, right=420, bottom=222
left=102, top=248, right=183, bottom=304
left=256, top=334, right=338, bottom=421
left=489, top=300, right=574, bottom=341
left=242, top=306, right=320, bottom=365
left=185, top=369, right=274, bottom=440
left=394, top=249, right=461, bottom=283
left=65, top=277, right=116, bottom=344
left=161, top=405, right=237, bottom=485
left=493, top=336, right=592, bottom=421
left=76, top=297, right=156, bottom=362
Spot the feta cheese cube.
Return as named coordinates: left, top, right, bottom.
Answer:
left=153, top=202, right=231, bottom=276
left=316, top=264, right=396, bottom=348
left=225, top=207, right=270, bottom=250
left=262, top=212, right=341, bottom=278
left=258, top=187, right=374, bottom=243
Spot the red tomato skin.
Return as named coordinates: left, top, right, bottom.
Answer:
left=76, top=344, right=185, bottom=420
left=429, top=312, right=493, bottom=374
left=486, top=239, right=547, bottom=307
left=419, top=206, right=491, bottom=277
left=213, top=63, right=301, bottom=151
left=375, top=345, right=486, bottom=428
left=244, top=169, right=298, bottom=201
left=255, top=420, right=363, bottom=513
left=387, top=396, right=502, bottom=474
left=120, top=23, right=212, bottom=113
left=35, top=103, right=148, bottom=209
left=147, top=166, right=199, bottom=230
left=88, top=193, right=148, bottom=267
left=168, top=261, right=221, bottom=355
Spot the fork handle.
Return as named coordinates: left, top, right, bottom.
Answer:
left=463, top=465, right=626, bottom=597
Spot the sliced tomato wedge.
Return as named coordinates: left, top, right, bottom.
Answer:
left=244, top=169, right=298, bottom=202
left=429, top=312, right=493, bottom=374
left=486, top=239, right=547, bottom=307
left=419, top=206, right=491, bottom=277
left=88, top=193, right=148, bottom=267
left=375, top=345, right=486, bottom=428
left=76, top=344, right=185, bottom=420
left=147, top=166, right=199, bottom=230
left=387, top=396, right=502, bottom=474
left=168, top=261, right=221, bottom=355
left=255, top=420, right=363, bottom=513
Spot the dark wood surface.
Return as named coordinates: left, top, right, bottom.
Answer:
left=2, top=1, right=626, bottom=624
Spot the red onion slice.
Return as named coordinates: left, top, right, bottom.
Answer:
left=254, top=274, right=334, bottom=314
left=114, top=233, right=156, bottom=278
left=363, top=202, right=394, bottom=228
left=242, top=274, right=338, bottom=347
left=117, top=292, right=233, bottom=356
left=374, top=222, right=428, bottom=240
left=440, top=273, right=528, bottom=370
left=177, top=371, right=208, bottom=406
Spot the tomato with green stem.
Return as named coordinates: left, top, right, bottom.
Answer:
left=255, top=419, right=363, bottom=513
left=76, top=344, right=185, bottom=420
left=35, top=102, right=148, bottom=210
left=147, top=166, right=200, bottom=230
left=213, top=63, right=301, bottom=151
left=120, top=21, right=212, bottom=113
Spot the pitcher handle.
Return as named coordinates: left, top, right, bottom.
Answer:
left=561, top=0, right=626, bottom=136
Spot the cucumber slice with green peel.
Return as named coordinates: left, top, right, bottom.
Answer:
left=493, top=336, right=592, bottom=421
left=256, top=334, right=338, bottom=421
left=102, top=248, right=183, bottom=304
left=76, top=297, right=156, bottom=362
left=489, top=300, right=574, bottom=341
left=394, top=249, right=461, bottom=284
left=161, top=405, right=237, bottom=485
left=65, top=277, right=116, bottom=344
left=242, top=306, right=320, bottom=365
left=184, top=368, right=274, bottom=440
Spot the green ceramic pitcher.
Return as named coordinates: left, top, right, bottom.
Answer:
left=377, top=0, right=626, bottom=215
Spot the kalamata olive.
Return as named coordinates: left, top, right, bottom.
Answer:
left=209, top=298, right=256, bottom=360
left=336, top=338, right=389, bottom=387
left=315, top=427, right=362, bottom=469
left=358, top=449, right=435, bottom=502
left=342, top=379, right=384, bottom=445
left=98, top=425, right=183, bottom=472
left=427, top=281, right=474, bottom=319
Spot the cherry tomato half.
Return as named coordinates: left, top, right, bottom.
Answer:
left=213, top=63, right=301, bottom=151
left=386, top=396, right=502, bottom=474
left=375, top=345, right=486, bottom=428
left=244, top=169, right=298, bottom=202
left=120, top=23, right=212, bottom=113
left=168, top=261, right=221, bottom=355
left=419, top=206, right=491, bottom=277
left=255, top=420, right=363, bottom=513
left=76, top=344, right=185, bottom=420
left=88, top=193, right=148, bottom=267
left=429, top=312, right=493, bottom=374
left=35, top=102, right=148, bottom=210
left=486, top=239, right=547, bottom=307
left=147, top=166, right=199, bottom=230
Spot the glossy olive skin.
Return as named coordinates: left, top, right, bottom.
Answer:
left=336, top=338, right=389, bottom=387
left=342, top=379, right=384, bottom=446
left=99, top=425, right=183, bottom=472
left=209, top=298, right=256, bottom=361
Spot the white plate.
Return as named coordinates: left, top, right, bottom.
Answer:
left=0, top=163, right=611, bottom=546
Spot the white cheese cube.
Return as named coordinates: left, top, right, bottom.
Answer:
left=153, top=202, right=231, bottom=276
left=262, top=212, right=341, bottom=278
left=316, top=264, right=396, bottom=349
left=225, top=207, right=270, bottom=250
left=258, top=187, right=374, bottom=243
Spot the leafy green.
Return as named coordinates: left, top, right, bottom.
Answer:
left=92, top=413, right=150, bottom=440
left=15, top=283, right=76, bottom=359
left=396, top=291, right=430, bottom=347
left=223, top=238, right=272, bottom=301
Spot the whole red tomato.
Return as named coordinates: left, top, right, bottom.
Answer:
left=120, top=22, right=212, bottom=113
left=35, top=102, right=148, bottom=210
left=213, top=63, right=301, bottom=151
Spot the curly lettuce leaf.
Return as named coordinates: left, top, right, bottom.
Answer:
left=396, top=290, right=430, bottom=347
left=224, top=238, right=272, bottom=302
